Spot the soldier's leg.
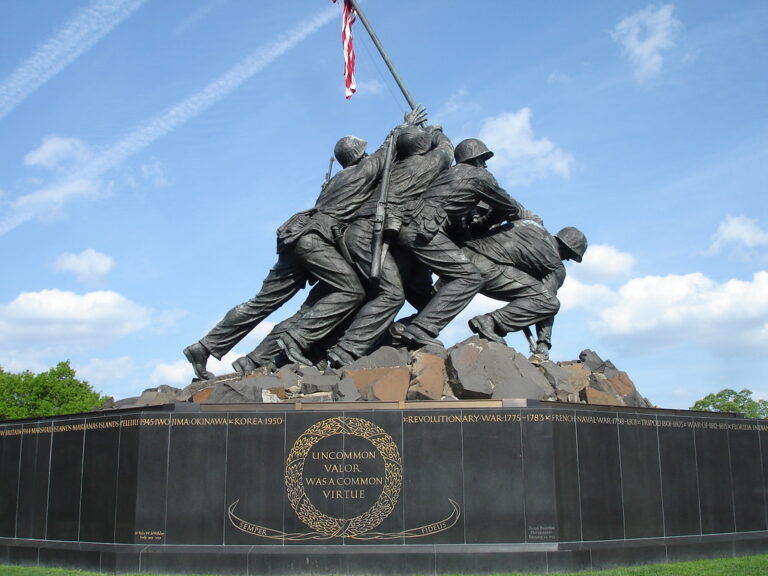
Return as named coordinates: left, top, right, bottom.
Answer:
left=286, top=232, right=365, bottom=352
left=487, top=267, right=560, bottom=335
left=198, top=253, right=308, bottom=359
left=398, top=227, right=483, bottom=339
left=185, top=253, right=308, bottom=379
left=462, top=250, right=510, bottom=343
left=465, top=250, right=559, bottom=343
left=531, top=316, right=555, bottom=360
left=237, top=281, right=329, bottom=369
left=234, top=315, right=297, bottom=372
left=390, top=244, right=434, bottom=312
left=327, top=221, right=406, bottom=363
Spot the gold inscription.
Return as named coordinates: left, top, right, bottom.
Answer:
left=528, top=525, right=556, bottom=540
left=402, top=414, right=521, bottom=424
left=0, top=416, right=284, bottom=437
left=235, top=520, right=268, bottom=537
left=421, top=521, right=447, bottom=535
left=134, top=530, right=165, bottom=542
left=3, top=412, right=767, bottom=438
left=311, top=450, right=376, bottom=460
left=322, top=489, right=366, bottom=499
left=284, top=416, right=403, bottom=537
left=305, top=476, right=384, bottom=487
left=300, top=448, right=384, bottom=499
left=398, top=412, right=768, bottom=431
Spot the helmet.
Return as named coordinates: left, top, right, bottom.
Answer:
left=554, top=227, right=588, bottom=263
left=454, top=138, right=494, bottom=164
left=396, top=126, right=432, bottom=158
left=334, top=136, right=367, bottom=168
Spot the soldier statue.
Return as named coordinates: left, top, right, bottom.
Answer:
left=463, top=221, right=587, bottom=361
left=183, top=109, right=427, bottom=380
left=389, top=138, right=538, bottom=349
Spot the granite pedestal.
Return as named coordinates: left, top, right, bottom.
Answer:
left=1, top=400, right=767, bottom=574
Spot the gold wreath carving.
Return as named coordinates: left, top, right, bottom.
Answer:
left=284, top=416, right=402, bottom=537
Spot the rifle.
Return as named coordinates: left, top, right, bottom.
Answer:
left=341, top=1, right=425, bottom=282
left=369, top=132, right=397, bottom=284
left=523, top=326, right=537, bottom=354
left=322, top=157, right=334, bottom=189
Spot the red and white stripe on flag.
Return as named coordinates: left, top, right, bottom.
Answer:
left=332, top=0, right=357, bottom=99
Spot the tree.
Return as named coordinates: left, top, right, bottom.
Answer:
left=0, top=361, right=107, bottom=420
left=690, top=388, right=768, bottom=419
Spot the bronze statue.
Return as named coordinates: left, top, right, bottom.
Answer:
left=184, top=109, right=427, bottom=380
left=465, top=222, right=588, bottom=361
left=388, top=138, right=534, bottom=349
left=324, top=122, right=453, bottom=366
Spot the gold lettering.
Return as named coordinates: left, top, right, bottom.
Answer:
left=322, top=463, right=361, bottom=473
left=311, top=451, right=376, bottom=460
left=420, top=522, right=447, bottom=534
left=321, top=489, right=366, bottom=499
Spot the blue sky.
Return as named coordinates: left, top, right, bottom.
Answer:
left=1, top=0, right=766, bottom=409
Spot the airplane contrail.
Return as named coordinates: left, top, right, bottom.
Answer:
left=0, top=4, right=339, bottom=235
left=76, top=4, right=339, bottom=181
left=0, top=0, right=149, bottom=121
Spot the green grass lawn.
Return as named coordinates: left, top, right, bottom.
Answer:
left=1, top=554, right=768, bottom=575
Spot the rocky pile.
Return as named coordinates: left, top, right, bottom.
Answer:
left=102, top=338, right=653, bottom=410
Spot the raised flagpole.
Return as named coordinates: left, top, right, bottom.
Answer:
left=344, top=0, right=418, bottom=111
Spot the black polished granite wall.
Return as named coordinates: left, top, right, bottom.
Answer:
left=0, top=404, right=766, bottom=549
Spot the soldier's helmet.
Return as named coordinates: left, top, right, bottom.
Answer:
left=454, top=138, right=494, bottom=164
left=334, top=136, right=368, bottom=168
left=554, top=227, right=588, bottom=263
left=396, top=126, right=433, bottom=158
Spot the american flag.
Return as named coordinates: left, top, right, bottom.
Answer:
left=332, top=0, right=357, bottom=99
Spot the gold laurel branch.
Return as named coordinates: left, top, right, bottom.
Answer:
left=284, top=416, right=403, bottom=537
left=227, top=500, right=334, bottom=541
left=350, top=499, right=462, bottom=541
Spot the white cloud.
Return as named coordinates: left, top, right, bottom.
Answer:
left=569, top=244, right=636, bottom=284
left=0, top=4, right=338, bottom=236
left=0, top=0, right=148, bottom=120
left=150, top=360, right=193, bottom=387
left=558, top=276, right=618, bottom=312
left=0, top=350, right=52, bottom=374
left=0, top=179, right=107, bottom=234
left=0, top=289, right=152, bottom=348
left=434, top=88, right=480, bottom=125
left=75, top=356, right=136, bottom=391
left=612, top=4, right=681, bottom=84
left=478, top=108, right=574, bottom=187
left=708, top=215, right=768, bottom=254
left=54, top=248, right=115, bottom=284
left=0, top=289, right=184, bottom=397
left=73, top=356, right=164, bottom=399
left=24, top=135, right=91, bottom=170
left=354, top=79, right=385, bottom=96
left=591, top=271, right=768, bottom=355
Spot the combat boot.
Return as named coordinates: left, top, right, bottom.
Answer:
left=183, top=342, right=215, bottom=380
left=468, top=315, right=506, bottom=344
